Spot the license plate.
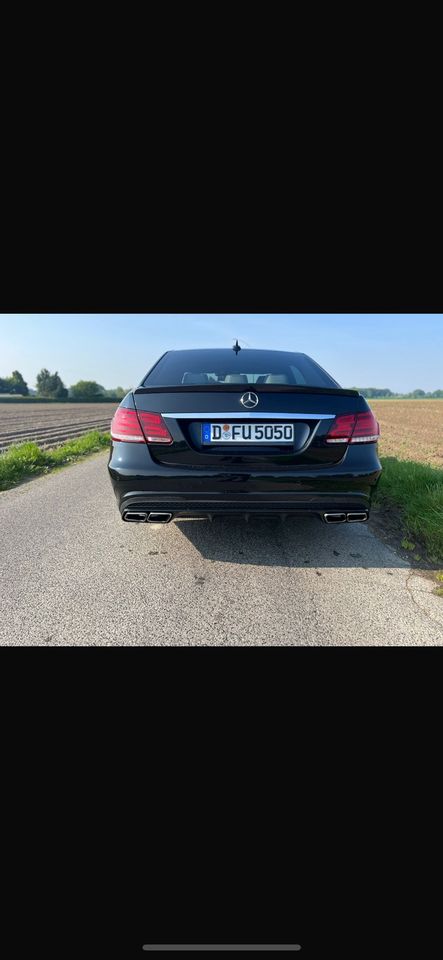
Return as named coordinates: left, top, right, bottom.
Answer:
left=202, top=422, right=294, bottom=443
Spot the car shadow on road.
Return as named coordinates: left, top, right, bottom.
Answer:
left=173, top=516, right=411, bottom=569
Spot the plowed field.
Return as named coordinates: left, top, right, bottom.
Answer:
left=0, top=402, right=116, bottom=452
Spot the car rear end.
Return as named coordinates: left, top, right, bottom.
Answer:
left=107, top=349, right=382, bottom=524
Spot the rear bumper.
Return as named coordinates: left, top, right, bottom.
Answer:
left=115, top=488, right=375, bottom=518
left=108, top=441, right=382, bottom=521
left=118, top=500, right=370, bottom=523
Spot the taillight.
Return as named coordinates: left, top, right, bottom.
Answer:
left=350, top=411, right=380, bottom=443
left=111, top=407, right=173, bottom=444
left=111, top=407, right=145, bottom=443
left=325, top=411, right=380, bottom=444
left=325, top=413, right=356, bottom=442
left=137, top=411, right=173, bottom=444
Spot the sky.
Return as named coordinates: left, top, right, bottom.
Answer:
left=0, top=314, right=442, bottom=392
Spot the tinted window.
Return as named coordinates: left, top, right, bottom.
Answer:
left=143, top=350, right=340, bottom=388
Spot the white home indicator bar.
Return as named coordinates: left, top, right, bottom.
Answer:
left=142, top=947, right=301, bottom=953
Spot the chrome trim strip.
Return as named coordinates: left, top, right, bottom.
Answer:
left=162, top=412, right=335, bottom=420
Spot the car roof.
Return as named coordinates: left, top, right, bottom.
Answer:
left=165, top=348, right=308, bottom=356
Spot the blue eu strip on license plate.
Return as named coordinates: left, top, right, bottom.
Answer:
left=202, top=423, right=212, bottom=443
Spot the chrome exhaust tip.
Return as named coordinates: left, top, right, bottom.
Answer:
left=147, top=512, right=173, bottom=524
left=123, top=511, right=148, bottom=523
left=323, top=513, right=347, bottom=524
left=347, top=512, right=368, bottom=523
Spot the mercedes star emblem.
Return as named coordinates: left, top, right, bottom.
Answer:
left=240, top=392, right=259, bottom=409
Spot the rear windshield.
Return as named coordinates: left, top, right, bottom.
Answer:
left=142, top=350, right=340, bottom=389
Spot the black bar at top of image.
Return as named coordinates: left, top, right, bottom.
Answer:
left=142, top=948, right=302, bottom=953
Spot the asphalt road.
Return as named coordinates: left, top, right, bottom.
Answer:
left=1, top=452, right=442, bottom=645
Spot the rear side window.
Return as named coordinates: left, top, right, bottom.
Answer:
left=142, top=350, right=340, bottom=389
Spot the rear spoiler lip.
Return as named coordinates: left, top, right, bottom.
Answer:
left=134, top=384, right=360, bottom=398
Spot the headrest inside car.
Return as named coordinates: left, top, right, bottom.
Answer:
left=182, top=373, right=209, bottom=384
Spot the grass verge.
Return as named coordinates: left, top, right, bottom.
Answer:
left=0, top=431, right=110, bottom=491
left=374, top=457, right=443, bottom=563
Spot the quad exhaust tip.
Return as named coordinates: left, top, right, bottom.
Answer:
left=323, top=512, right=368, bottom=524
left=147, top=512, right=173, bottom=523
left=122, top=510, right=173, bottom=524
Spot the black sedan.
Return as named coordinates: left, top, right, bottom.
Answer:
left=108, top=347, right=381, bottom=525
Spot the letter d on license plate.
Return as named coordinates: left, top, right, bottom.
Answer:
left=202, top=422, right=294, bottom=443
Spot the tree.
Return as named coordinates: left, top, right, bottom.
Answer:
left=9, top=370, right=29, bottom=395
left=70, top=380, right=105, bottom=400
left=103, top=386, right=129, bottom=400
left=354, top=388, right=393, bottom=398
left=0, top=370, right=29, bottom=395
left=53, top=382, right=68, bottom=399
left=36, top=369, right=68, bottom=399
left=113, top=386, right=127, bottom=400
left=410, top=389, right=426, bottom=398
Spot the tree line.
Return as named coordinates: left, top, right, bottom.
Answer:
left=0, top=369, right=129, bottom=400
left=349, top=387, right=443, bottom=398
left=1, top=370, right=442, bottom=400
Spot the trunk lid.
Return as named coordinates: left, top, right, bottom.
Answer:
left=133, top=385, right=367, bottom=469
